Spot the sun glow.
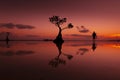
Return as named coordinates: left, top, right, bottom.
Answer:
left=112, top=45, right=120, bottom=48
left=111, top=34, right=120, bottom=37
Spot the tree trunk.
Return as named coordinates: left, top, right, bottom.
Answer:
left=53, top=25, right=64, bottom=43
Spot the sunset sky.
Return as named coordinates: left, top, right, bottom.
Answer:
left=0, top=0, right=120, bottom=40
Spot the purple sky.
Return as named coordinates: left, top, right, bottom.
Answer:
left=0, top=0, right=120, bottom=40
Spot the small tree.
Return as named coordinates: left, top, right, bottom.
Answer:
left=49, top=16, right=73, bottom=43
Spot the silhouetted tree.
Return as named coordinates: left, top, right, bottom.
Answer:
left=49, top=16, right=73, bottom=43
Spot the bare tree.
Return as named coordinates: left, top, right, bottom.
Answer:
left=49, top=16, right=73, bottom=43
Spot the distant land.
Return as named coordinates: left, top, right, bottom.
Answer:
left=0, top=39, right=120, bottom=42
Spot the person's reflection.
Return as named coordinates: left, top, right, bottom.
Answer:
left=92, top=41, right=97, bottom=51
left=76, top=48, right=89, bottom=55
left=49, top=42, right=73, bottom=68
left=6, top=32, right=10, bottom=48
left=6, top=40, right=10, bottom=48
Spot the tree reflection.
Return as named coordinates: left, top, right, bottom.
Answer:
left=49, top=42, right=73, bottom=68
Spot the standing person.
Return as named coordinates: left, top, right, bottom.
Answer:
left=92, top=31, right=97, bottom=40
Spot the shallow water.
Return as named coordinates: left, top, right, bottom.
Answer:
left=0, top=41, right=120, bottom=80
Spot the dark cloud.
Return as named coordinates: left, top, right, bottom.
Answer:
left=16, top=50, right=34, bottom=55
left=65, top=34, right=92, bottom=40
left=16, top=24, right=35, bottom=29
left=0, top=23, right=15, bottom=29
left=76, top=26, right=90, bottom=33
left=26, top=35, right=40, bottom=37
left=68, top=34, right=91, bottom=37
left=0, top=23, right=35, bottom=29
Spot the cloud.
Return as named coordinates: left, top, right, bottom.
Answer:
left=0, top=23, right=35, bottom=29
left=26, top=35, right=40, bottom=37
left=16, top=50, right=34, bottom=55
left=76, top=26, right=90, bottom=33
left=16, top=24, right=35, bottom=29
left=65, top=34, right=92, bottom=40
left=0, top=23, right=15, bottom=29
left=68, top=34, right=91, bottom=37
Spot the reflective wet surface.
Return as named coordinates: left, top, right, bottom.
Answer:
left=0, top=41, right=120, bottom=80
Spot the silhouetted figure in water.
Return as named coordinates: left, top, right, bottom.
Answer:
left=92, top=31, right=97, bottom=51
left=49, top=16, right=73, bottom=43
left=92, top=41, right=97, bottom=51
left=92, top=31, right=97, bottom=41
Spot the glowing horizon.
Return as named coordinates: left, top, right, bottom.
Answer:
left=0, top=0, right=120, bottom=40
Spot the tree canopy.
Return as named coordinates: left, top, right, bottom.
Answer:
left=49, top=16, right=66, bottom=26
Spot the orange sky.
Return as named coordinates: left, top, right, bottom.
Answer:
left=0, top=0, right=120, bottom=40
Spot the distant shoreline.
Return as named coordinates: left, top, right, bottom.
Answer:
left=0, top=39, right=120, bottom=42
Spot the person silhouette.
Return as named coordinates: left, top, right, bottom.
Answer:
left=92, top=31, right=97, bottom=41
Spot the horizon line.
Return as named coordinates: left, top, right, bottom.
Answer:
left=0, top=39, right=120, bottom=42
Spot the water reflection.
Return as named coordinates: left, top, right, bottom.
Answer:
left=77, top=48, right=89, bottom=55
left=49, top=42, right=73, bottom=68
left=111, top=41, right=120, bottom=48
left=0, top=50, right=34, bottom=56
left=6, top=40, right=10, bottom=48
left=49, top=41, right=98, bottom=68
left=0, top=41, right=120, bottom=80
left=0, top=41, right=9, bottom=48
left=92, top=41, right=97, bottom=51
left=0, top=41, right=35, bottom=56
left=75, top=41, right=97, bottom=55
